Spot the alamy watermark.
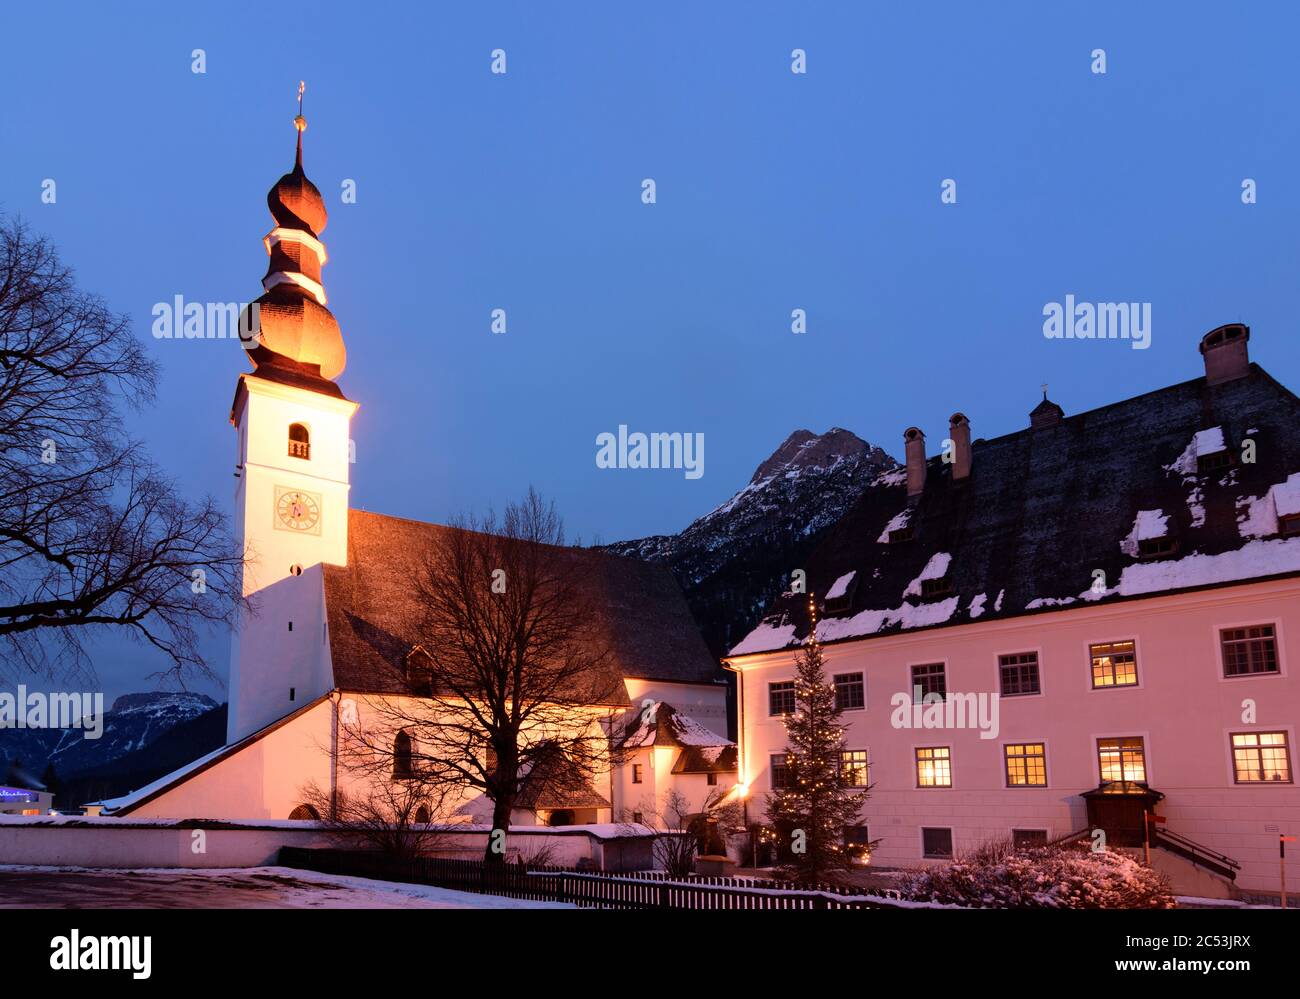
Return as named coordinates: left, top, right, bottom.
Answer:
left=596, top=425, right=704, bottom=480
left=890, top=687, right=1000, bottom=740
left=0, top=686, right=104, bottom=740
left=152, top=295, right=259, bottom=345
left=1043, top=294, right=1151, bottom=350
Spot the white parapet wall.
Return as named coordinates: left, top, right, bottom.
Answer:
left=0, top=816, right=661, bottom=871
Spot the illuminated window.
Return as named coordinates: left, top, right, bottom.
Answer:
left=288, top=422, right=310, bottom=459
left=911, top=663, right=946, bottom=703
left=998, top=652, right=1040, bottom=696
left=1004, top=743, right=1048, bottom=787
left=840, top=750, right=870, bottom=787
left=1097, top=737, right=1145, bottom=783
left=915, top=746, right=952, bottom=787
left=834, top=672, right=865, bottom=710
left=1221, top=625, right=1279, bottom=677
left=1231, top=732, right=1292, bottom=783
left=1090, top=641, right=1138, bottom=688
left=921, top=827, right=953, bottom=859
left=770, top=753, right=791, bottom=790
left=393, top=731, right=414, bottom=779
left=769, top=681, right=796, bottom=716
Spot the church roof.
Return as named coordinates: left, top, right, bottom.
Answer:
left=322, top=510, right=723, bottom=701
left=730, top=360, right=1300, bottom=656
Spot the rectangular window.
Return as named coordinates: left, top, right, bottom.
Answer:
left=921, top=827, right=953, bottom=859
left=770, top=753, right=791, bottom=790
left=843, top=825, right=871, bottom=848
left=920, top=576, right=952, bottom=598
left=1012, top=829, right=1048, bottom=848
left=1090, top=641, right=1138, bottom=688
left=998, top=652, right=1041, bottom=696
left=840, top=750, right=869, bottom=788
left=834, top=672, right=865, bottom=711
left=1281, top=514, right=1300, bottom=538
left=1231, top=732, right=1292, bottom=783
left=1097, top=737, right=1146, bottom=783
left=1004, top=743, right=1048, bottom=787
left=915, top=746, right=952, bottom=787
left=1221, top=625, right=1279, bottom=677
left=769, top=681, right=796, bottom=716
left=911, top=662, right=946, bottom=702
left=706, top=771, right=718, bottom=786
left=631, top=764, right=643, bottom=784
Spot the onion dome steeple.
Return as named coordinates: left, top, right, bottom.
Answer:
left=241, top=82, right=346, bottom=384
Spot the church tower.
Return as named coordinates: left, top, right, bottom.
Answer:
left=227, top=92, right=358, bottom=743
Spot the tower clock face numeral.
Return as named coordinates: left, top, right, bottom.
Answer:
left=275, top=487, right=321, bottom=533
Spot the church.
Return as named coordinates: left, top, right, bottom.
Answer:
left=93, top=107, right=736, bottom=830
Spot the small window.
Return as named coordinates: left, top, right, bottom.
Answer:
left=1012, top=829, right=1048, bottom=848
left=1197, top=450, right=1232, bottom=474
left=888, top=526, right=915, bottom=544
left=288, top=422, right=311, bottom=459
left=414, top=805, right=431, bottom=824
left=706, top=772, right=718, bottom=786
left=921, top=827, right=953, bottom=859
left=769, top=681, right=796, bottom=716
left=288, top=804, right=320, bottom=821
left=915, top=746, right=952, bottom=787
left=1097, top=737, right=1145, bottom=783
left=1231, top=732, right=1292, bottom=783
left=843, top=825, right=871, bottom=851
left=289, top=687, right=295, bottom=701
left=632, top=811, right=644, bottom=824
left=1090, top=641, right=1138, bottom=688
left=840, top=750, right=869, bottom=787
left=1221, top=625, right=1279, bottom=677
left=920, top=575, right=953, bottom=598
left=1137, top=536, right=1179, bottom=559
left=631, top=764, right=643, bottom=784
left=1280, top=514, right=1300, bottom=538
left=770, top=753, right=791, bottom=790
left=1004, top=743, right=1048, bottom=787
left=911, top=662, right=946, bottom=702
left=998, top=652, right=1040, bottom=696
left=393, top=731, right=414, bottom=779
left=834, top=672, right=865, bottom=711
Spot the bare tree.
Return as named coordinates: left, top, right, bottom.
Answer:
left=299, top=779, right=448, bottom=863
left=341, top=488, right=626, bottom=864
left=0, top=216, right=245, bottom=682
left=626, top=787, right=740, bottom=878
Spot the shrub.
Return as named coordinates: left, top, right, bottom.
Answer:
left=899, top=840, right=1175, bottom=909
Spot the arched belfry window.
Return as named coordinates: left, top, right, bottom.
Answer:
left=288, top=423, right=311, bottom=459
left=288, top=803, right=320, bottom=820
left=393, top=730, right=415, bottom=779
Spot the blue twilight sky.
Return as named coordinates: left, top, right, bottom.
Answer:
left=2, top=1, right=1299, bottom=702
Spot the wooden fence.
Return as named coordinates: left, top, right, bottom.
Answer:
left=278, top=847, right=911, bottom=910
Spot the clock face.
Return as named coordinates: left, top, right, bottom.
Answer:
left=275, top=488, right=321, bottom=533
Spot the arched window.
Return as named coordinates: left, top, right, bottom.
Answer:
left=288, top=803, right=320, bottom=821
left=414, top=805, right=431, bottom=825
left=288, top=423, right=311, bottom=459
left=393, top=730, right=414, bottom=779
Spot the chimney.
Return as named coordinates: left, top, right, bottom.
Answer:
left=948, top=413, right=972, bottom=481
left=904, top=427, right=927, bottom=499
left=1199, top=323, right=1250, bottom=386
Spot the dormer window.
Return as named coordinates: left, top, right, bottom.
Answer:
left=824, top=571, right=857, bottom=614
left=920, top=576, right=953, bottom=598
left=1137, top=536, right=1179, bottom=559
left=1280, top=514, right=1300, bottom=538
left=1197, top=450, right=1232, bottom=474
left=288, top=423, right=310, bottom=459
left=888, top=526, right=916, bottom=543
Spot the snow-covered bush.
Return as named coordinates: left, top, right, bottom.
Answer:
left=899, top=840, right=1175, bottom=909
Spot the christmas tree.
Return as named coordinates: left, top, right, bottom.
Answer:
left=766, top=596, right=871, bottom=881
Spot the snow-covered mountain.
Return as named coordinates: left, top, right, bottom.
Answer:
left=602, top=428, right=898, bottom=655
left=0, top=690, right=218, bottom=781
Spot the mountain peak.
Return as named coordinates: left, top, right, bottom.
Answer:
left=750, top=427, right=879, bottom=485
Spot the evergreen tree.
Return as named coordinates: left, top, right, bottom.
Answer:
left=766, top=599, right=871, bottom=881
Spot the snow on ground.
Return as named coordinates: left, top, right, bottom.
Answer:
left=0, top=865, right=574, bottom=909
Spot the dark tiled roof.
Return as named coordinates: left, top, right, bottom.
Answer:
left=323, top=510, right=721, bottom=700
left=671, top=745, right=739, bottom=774
left=619, top=701, right=734, bottom=749
left=731, top=363, right=1300, bottom=655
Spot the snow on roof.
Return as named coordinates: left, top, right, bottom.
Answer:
left=876, top=508, right=912, bottom=543
left=1120, top=509, right=1169, bottom=555
left=816, top=595, right=961, bottom=644
left=729, top=620, right=798, bottom=656
left=873, top=468, right=908, bottom=487
left=968, top=593, right=987, bottom=619
left=1194, top=426, right=1226, bottom=455
left=1273, top=473, right=1300, bottom=517
left=825, top=570, right=856, bottom=600
left=619, top=701, right=733, bottom=749
left=93, top=742, right=231, bottom=814
left=903, top=552, right=951, bottom=598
